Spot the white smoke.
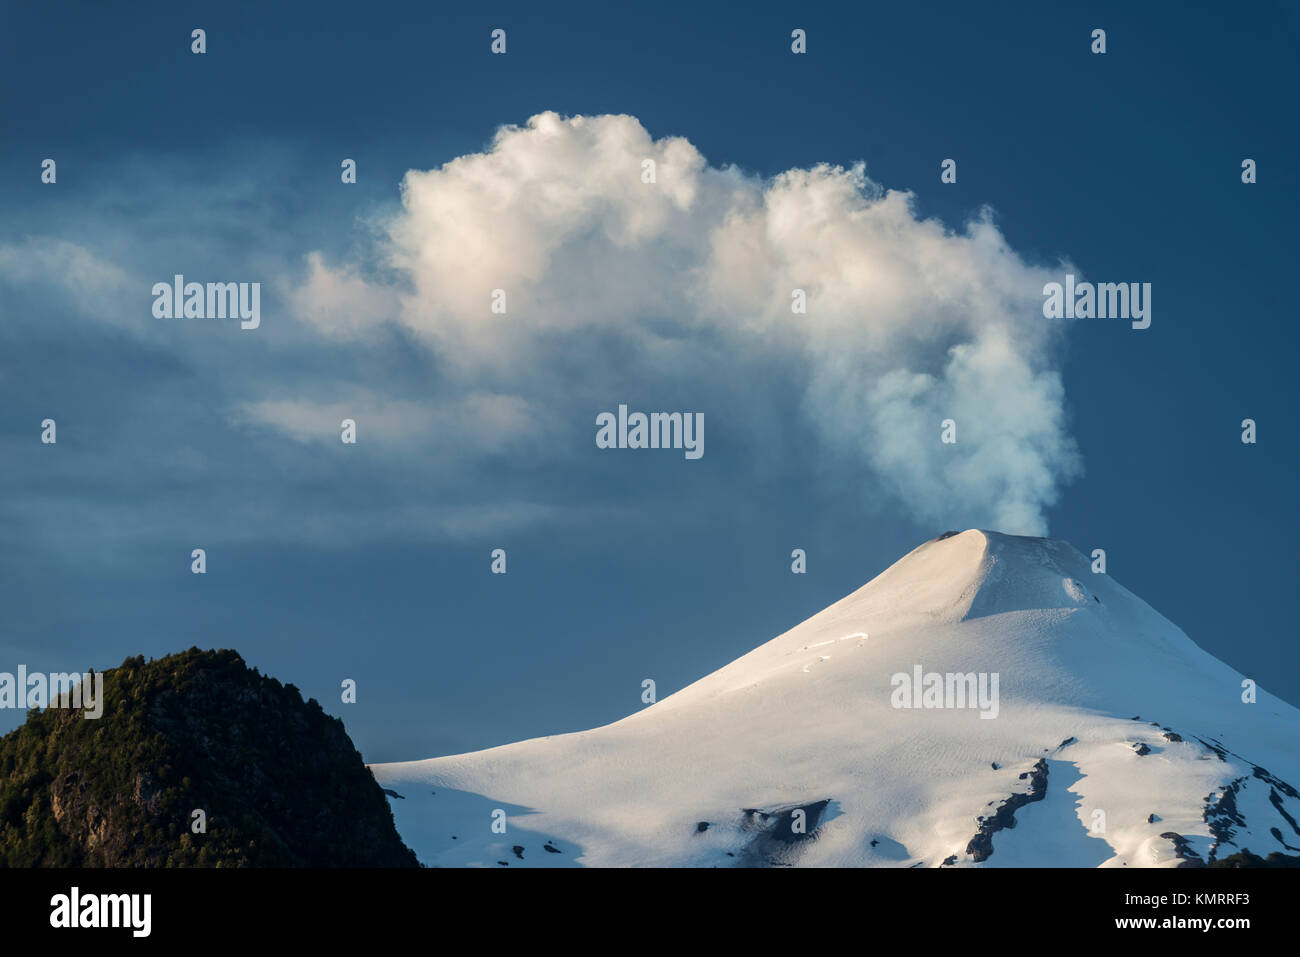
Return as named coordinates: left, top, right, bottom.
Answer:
left=293, top=111, right=1080, bottom=535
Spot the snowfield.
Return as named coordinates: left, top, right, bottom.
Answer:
left=371, top=530, right=1300, bottom=867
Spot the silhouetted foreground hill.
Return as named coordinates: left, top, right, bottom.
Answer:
left=0, top=648, right=418, bottom=867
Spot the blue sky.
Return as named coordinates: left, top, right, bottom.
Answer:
left=1, top=1, right=1296, bottom=762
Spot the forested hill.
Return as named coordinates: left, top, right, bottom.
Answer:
left=0, top=648, right=418, bottom=867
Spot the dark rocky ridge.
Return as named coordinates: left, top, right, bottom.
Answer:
left=965, top=758, right=1049, bottom=862
left=1161, top=831, right=1206, bottom=867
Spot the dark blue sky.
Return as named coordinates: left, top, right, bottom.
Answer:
left=2, top=1, right=1296, bottom=762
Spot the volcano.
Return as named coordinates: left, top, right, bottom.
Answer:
left=371, top=530, right=1300, bottom=868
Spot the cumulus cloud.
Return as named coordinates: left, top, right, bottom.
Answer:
left=288, top=252, right=402, bottom=340
left=290, top=111, right=1080, bottom=535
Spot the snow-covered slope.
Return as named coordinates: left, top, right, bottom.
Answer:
left=372, top=530, right=1300, bottom=867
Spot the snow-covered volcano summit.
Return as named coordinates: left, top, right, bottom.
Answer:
left=372, top=530, right=1300, bottom=867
